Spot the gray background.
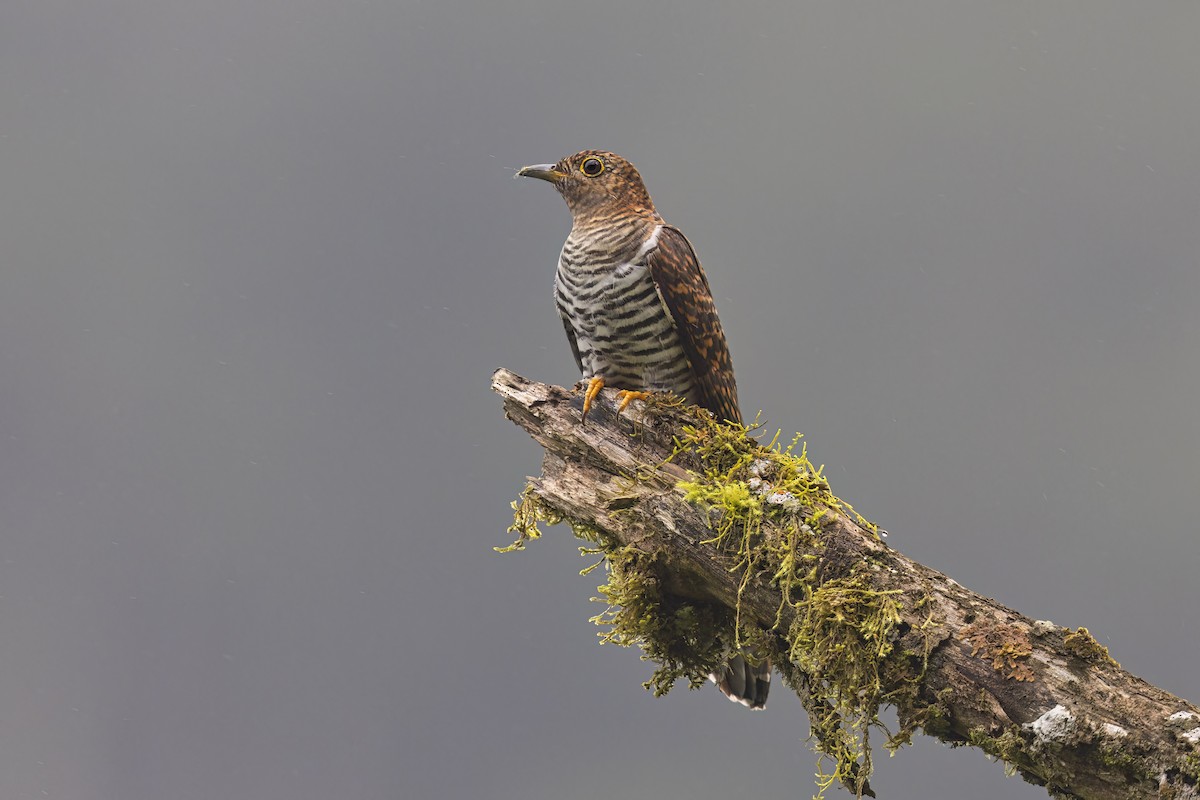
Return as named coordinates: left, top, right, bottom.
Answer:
left=1, top=2, right=1196, bottom=798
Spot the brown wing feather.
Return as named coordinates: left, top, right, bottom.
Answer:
left=559, top=314, right=584, bottom=374
left=645, top=225, right=741, bottom=424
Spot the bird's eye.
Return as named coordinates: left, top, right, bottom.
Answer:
left=580, top=157, right=604, bottom=177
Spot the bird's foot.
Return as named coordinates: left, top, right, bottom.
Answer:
left=580, top=376, right=605, bottom=422
left=615, top=390, right=652, bottom=415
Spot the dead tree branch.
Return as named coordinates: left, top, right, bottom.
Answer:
left=492, top=368, right=1199, bottom=800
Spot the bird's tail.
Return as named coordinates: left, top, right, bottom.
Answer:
left=712, top=654, right=770, bottom=709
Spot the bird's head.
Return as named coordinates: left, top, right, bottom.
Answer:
left=517, top=150, right=658, bottom=224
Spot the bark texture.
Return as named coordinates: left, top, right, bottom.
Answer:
left=492, top=368, right=1200, bottom=800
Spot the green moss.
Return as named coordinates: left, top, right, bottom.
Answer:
left=496, top=484, right=604, bottom=552
left=498, top=484, right=735, bottom=697
left=1097, top=744, right=1139, bottom=773
left=588, top=544, right=734, bottom=696
left=1062, top=626, right=1119, bottom=668
left=916, top=689, right=957, bottom=740
left=1182, top=752, right=1200, bottom=783
left=669, top=418, right=926, bottom=797
left=967, top=726, right=1026, bottom=776
left=787, top=576, right=905, bottom=797
left=500, top=410, right=928, bottom=799
left=495, top=485, right=556, bottom=552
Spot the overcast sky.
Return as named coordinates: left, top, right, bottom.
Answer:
left=1, top=2, right=1197, bottom=798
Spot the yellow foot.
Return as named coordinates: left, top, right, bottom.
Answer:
left=580, top=376, right=605, bottom=422
left=616, top=390, right=652, bottom=414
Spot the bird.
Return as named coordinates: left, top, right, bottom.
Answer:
left=517, top=149, right=770, bottom=710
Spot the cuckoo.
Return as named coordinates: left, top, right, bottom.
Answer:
left=517, top=150, right=770, bottom=709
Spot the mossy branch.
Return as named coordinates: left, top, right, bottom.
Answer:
left=492, top=368, right=1200, bottom=800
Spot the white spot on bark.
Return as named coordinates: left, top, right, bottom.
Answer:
left=1180, top=727, right=1200, bottom=745
left=1024, top=704, right=1075, bottom=745
left=1168, top=711, right=1198, bottom=723
left=1101, top=723, right=1127, bottom=739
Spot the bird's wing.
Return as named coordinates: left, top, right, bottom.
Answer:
left=645, top=225, right=741, bottom=424
left=555, top=276, right=585, bottom=374
left=560, top=316, right=584, bottom=374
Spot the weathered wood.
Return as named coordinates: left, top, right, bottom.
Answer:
left=492, top=368, right=1199, bottom=800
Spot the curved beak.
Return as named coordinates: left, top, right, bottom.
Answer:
left=516, top=163, right=566, bottom=182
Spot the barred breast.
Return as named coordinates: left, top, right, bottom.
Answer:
left=554, top=223, right=698, bottom=403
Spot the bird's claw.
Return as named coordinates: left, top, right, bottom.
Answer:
left=616, top=390, right=652, bottom=414
left=580, top=380, right=653, bottom=422
left=580, top=377, right=605, bottom=422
